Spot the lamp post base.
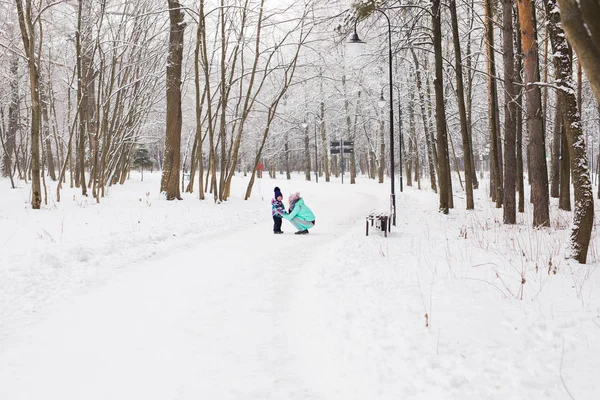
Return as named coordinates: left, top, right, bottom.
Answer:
left=390, top=193, right=396, bottom=226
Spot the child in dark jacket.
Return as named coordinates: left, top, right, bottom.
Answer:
left=271, top=187, right=285, bottom=234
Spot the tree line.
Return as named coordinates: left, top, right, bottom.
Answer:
left=0, top=0, right=599, bottom=262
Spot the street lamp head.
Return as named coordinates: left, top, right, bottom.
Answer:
left=378, top=94, right=386, bottom=109
left=347, top=32, right=366, bottom=59
left=301, top=121, right=308, bottom=129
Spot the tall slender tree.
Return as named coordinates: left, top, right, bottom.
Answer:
left=411, top=51, right=436, bottom=193
left=432, top=0, right=451, bottom=213
left=161, top=0, right=185, bottom=200
left=514, top=6, right=525, bottom=213
left=558, top=114, right=571, bottom=211
left=319, top=73, right=330, bottom=182
left=3, top=52, right=19, bottom=180
left=501, top=0, right=517, bottom=223
left=14, top=0, right=42, bottom=209
left=484, top=0, right=503, bottom=207
left=546, top=0, right=594, bottom=263
left=449, top=0, right=474, bottom=210
left=516, top=0, right=550, bottom=227
left=550, top=93, right=561, bottom=198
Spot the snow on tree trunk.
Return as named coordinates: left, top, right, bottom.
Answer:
left=449, top=0, right=474, bottom=210
left=161, top=0, right=185, bottom=200
left=15, top=0, right=42, bottom=209
left=411, top=50, right=437, bottom=193
left=545, top=0, right=594, bottom=263
left=556, top=0, right=600, bottom=104
left=484, top=0, right=503, bottom=208
left=432, top=0, right=451, bottom=214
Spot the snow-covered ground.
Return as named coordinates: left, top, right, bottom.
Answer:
left=1, top=172, right=599, bottom=399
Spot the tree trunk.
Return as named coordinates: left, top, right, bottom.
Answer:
left=546, top=0, right=594, bottom=262
left=41, top=86, right=56, bottom=181
left=466, top=0, right=479, bottom=190
left=559, top=120, right=571, bottom=211
left=3, top=54, right=18, bottom=179
left=501, top=0, right=517, bottom=223
left=406, top=90, right=414, bottom=187
left=217, top=0, right=228, bottom=201
left=15, top=0, right=42, bottom=209
left=424, top=56, right=440, bottom=183
left=556, top=0, right=600, bottom=103
left=319, top=74, right=330, bottom=183
left=198, top=0, right=217, bottom=202
left=447, top=127, right=460, bottom=198
left=485, top=0, right=502, bottom=207
left=186, top=132, right=199, bottom=193
left=411, top=51, right=437, bottom=192
left=514, top=6, right=525, bottom=213
left=0, top=117, right=16, bottom=188
left=550, top=93, right=561, bottom=198
left=285, top=135, right=291, bottom=179
left=86, top=57, right=98, bottom=199
left=160, top=0, right=185, bottom=200
left=409, top=88, right=420, bottom=189
left=342, top=75, right=352, bottom=184
left=432, top=0, right=451, bottom=213
left=597, top=104, right=600, bottom=199
left=75, top=0, right=93, bottom=196
left=449, top=0, right=474, bottom=210
left=516, top=0, right=550, bottom=227
left=304, top=126, right=311, bottom=181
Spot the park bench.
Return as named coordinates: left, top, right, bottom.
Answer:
left=365, top=211, right=392, bottom=237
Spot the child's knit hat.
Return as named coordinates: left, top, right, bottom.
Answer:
left=274, top=187, right=282, bottom=199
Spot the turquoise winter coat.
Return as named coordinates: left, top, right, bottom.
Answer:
left=282, top=198, right=315, bottom=222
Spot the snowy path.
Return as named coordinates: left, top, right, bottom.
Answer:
left=0, top=184, right=377, bottom=400
left=2, top=175, right=600, bottom=399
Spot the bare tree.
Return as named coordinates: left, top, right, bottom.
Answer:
left=244, top=16, right=310, bottom=200
left=319, top=74, right=330, bottom=182
left=14, top=0, right=42, bottom=209
left=550, top=93, right=561, bottom=198
left=546, top=0, right=594, bottom=263
left=558, top=112, right=571, bottom=211
left=75, top=0, right=94, bottom=196
left=449, top=0, right=474, bottom=210
left=432, top=0, right=451, bottom=213
left=0, top=108, right=16, bottom=188
left=408, top=86, right=420, bottom=189
left=501, top=0, right=517, bottom=223
left=516, top=0, right=550, bottom=227
left=484, top=0, right=502, bottom=207
left=411, top=51, right=436, bottom=193
left=2, top=50, right=19, bottom=182
left=161, top=0, right=185, bottom=200
left=514, top=7, right=525, bottom=213
left=465, top=0, right=479, bottom=190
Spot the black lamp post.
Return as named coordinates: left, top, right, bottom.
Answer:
left=314, top=120, right=318, bottom=183
left=348, top=10, right=396, bottom=226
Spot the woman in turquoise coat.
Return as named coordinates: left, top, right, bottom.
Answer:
left=277, top=192, right=315, bottom=235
